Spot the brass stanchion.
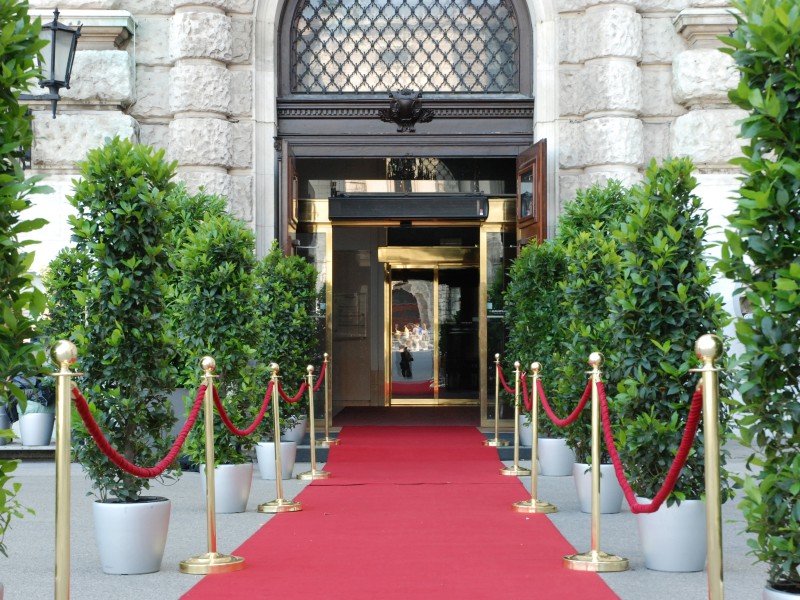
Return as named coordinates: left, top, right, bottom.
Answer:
left=258, top=363, right=303, bottom=513
left=513, top=362, right=557, bottom=513
left=484, top=353, right=509, bottom=447
left=564, top=352, right=628, bottom=572
left=298, top=365, right=330, bottom=480
left=181, top=356, right=245, bottom=574
left=500, top=361, right=531, bottom=476
left=691, top=334, right=724, bottom=600
left=53, top=340, right=80, bottom=600
left=317, top=353, right=339, bottom=447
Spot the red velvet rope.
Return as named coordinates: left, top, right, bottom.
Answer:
left=313, top=361, right=326, bottom=393
left=278, top=380, right=308, bottom=403
left=538, top=378, right=591, bottom=427
left=212, top=382, right=273, bottom=437
left=520, top=373, right=532, bottom=411
left=598, top=381, right=704, bottom=514
left=71, top=385, right=205, bottom=478
left=496, top=365, right=516, bottom=395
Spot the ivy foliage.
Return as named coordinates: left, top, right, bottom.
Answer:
left=67, top=137, right=179, bottom=502
left=719, top=0, right=800, bottom=591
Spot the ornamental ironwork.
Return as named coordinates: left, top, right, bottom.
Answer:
left=291, top=0, right=520, bottom=94
left=378, top=89, right=434, bottom=131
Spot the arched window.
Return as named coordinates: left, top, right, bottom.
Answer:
left=290, top=0, right=521, bottom=94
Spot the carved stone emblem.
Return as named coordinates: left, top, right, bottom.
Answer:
left=378, top=89, right=434, bottom=132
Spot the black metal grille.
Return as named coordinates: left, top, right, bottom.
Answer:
left=292, top=0, right=520, bottom=94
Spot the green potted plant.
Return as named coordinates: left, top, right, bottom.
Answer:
left=554, top=180, right=631, bottom=513
left=503, top=239, right=574, bottom=474
left=605, top=157, right=733, bottom=572
left=58, top=137, right=179, bottom=574
left=719, top=1, right=800, bottom=595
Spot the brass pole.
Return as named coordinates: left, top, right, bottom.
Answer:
left=564, top=352, right=628, bottom=572
left=298, top=365, right=330, bottom=480
left=483, top=353, right=508, bottom=447
left=180, top=356, right=245, bottom=574
left=500, top=361, right=531, bottom=476
left=513, top=363, right=556, bottom=513
left=318, top=353, right=339, bottom=446
left=52, top=340, right=80, bottom=600
left=258, top=363, right=302, bottom=513
left=693, top=334, right=724, bottom=600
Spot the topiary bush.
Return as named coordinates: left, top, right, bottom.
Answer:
left=719, top=0, right=800, bottom=591
left=605, top=157, right=733, bottom=506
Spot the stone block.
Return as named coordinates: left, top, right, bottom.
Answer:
left=139, top=123, right=171, bottom=154
left=170, top=63, right=231, bottom=114
left=559, top=117, right=644, bottom=169
left=169, top=117, right=232, bottom=167
left=32, top=113, right=138, bottom=169
left=229, top=175, right=254, bottom=222
left=231, top=17, right=253, bottom=64
left=642, top=121, right=672, bottom=164
left=560, top=5, right=642, bottom=63
left=23, top=174, right=77, bottom=274
left=170, top=12, right=232, bottom=61
left=30, top=0, right=119, bottom=8
left=171, top=0, right=227, bottom=8
left=60, top=50, right=133, bottom=106
left=176, top=170, right=231, bottom=199
left=670, top=108, right=748, bottom=166
left=228, top=0, right=256, bottom=13
left=556, top=0, right=643, bottom=12
left=230, top=70, right=253, bottom=116
left=673, top=49, right=738, bottom=107
left=116, top=0, right=173, bottom=14
left=641, top=66, right=685, bottom=118
left=642, top=16, right=684, bottom=64
left=133, top=17, right=172, bottom=66
left=230, top=121, right=253, bottom=169
left=132, top=67, right=172, bottom=119
left=560, top=59, right=641, bottom=117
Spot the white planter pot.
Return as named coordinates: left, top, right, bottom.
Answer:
left=636, top=497, right=707, bottom=572
left=19, top=413, right=55, bottom=446
left=200, top=463, right=253, bottom=514
left=281, top=418, right=308, bottom=443
left=573, top=463, right=624, bottom=514
left=764, top=586, right=800, bottom=599
left=537, top=438, right=575, bottom=476
left=256, top=441, right=297, bottom=480
left=93, top=497, right=171, bottom=574
left=518, top=415, right=532, bottom=447
left=0, top=412, right=11, bottom=445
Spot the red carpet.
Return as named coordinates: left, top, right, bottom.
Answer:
left=182, top=427, right=619, bottom=599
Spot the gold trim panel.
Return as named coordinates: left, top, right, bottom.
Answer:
left=378, top=246, right=478, bottom=266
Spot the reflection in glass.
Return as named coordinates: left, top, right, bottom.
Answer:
left=519, top=170, right=533, bottom=219
left=391, top=270, right=434, bottom=398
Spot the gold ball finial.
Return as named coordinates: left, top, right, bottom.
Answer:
left=588, top=352, right=604, bottom=368
left=514, top=360, right=520, bottom=369
left=495, top=353, right=500, bottom=360
left=270, top=362, right=280, bottom=373
left=530, top=362, right=541, bottom=373
left=324, top=352, right=329, bottom=360
left=307, top=364, right=314, bottom=374
left=695, top=334, right=723, bottom=362
left=52, top=340, right=78, bottom=369
left=201, top=356, right=216, bottom=372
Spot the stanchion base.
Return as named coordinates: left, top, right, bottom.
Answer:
left=317, top=437, right=340, bottom=447
left=483, top=438, right=509, bottom=447
left=257, top=498, right=303, bottom=513
left=179, top=552, right=245, bottom=575
left=563, top=550, right=629, bottom=572
left=512, top=498, right=557, bottom=514
left=297, top=469, right=331, bottom=480
left=500, top=465, right=532, bottom=476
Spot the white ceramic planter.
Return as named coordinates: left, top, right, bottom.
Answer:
left=0, top=412, right=11, bottom=445
left=200, top=463, right=254, bottom=514
left=636, top=497, right=707, bottom=572
left=256, top=441, right=297, bottom=480
left=518, top=415, right=532, bottom=447
left=573, top=463, right=624, bottom=514
left=281, top=418, right=308, bottom=443
left=19, top=413, right=55, bottom=446
left=764, top=586, right=800, bottom=599
left=537, top=438, right=575, bottom=476
left=93, top=497, right=171, bottom=574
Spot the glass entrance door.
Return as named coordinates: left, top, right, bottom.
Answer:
left=388, top=267, right=479, bottom=405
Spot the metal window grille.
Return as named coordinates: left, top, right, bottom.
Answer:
left=292, top=0, right=520, bottom=94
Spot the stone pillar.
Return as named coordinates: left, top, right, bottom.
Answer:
left=558, top=2, right=644, bottom=204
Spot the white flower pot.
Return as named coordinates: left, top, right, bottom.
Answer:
left=537, top=438, right=575, bottom=476
left=518, top=415, right=532, bottom=447
left=93, top=497, right=171, bottom=574
left=636, top=497, right=707, bottom=572
left=764, top=586, right=800, bottom=599
left=200, top=463, right=253, bottom=514
left=0, top=412, right=11, bottom=445
left=19, top=413, right=55, bottom=446
left=256, top=441, right=297, bottom=480
left=573, top=463, right=624, bottom=514
left=281, top=418, right=308, bottom=443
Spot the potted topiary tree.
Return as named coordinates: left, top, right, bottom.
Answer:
left=58, top=137, right=179, bottom=574
left=719, top=1, right=800, bottom=595
left=554, top=180, right=631, bottom=512
left=605, top=157, right=734, bottom=572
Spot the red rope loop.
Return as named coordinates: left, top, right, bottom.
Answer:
left=538, top=378, right=591, bottom=427
left=313, top=361, right=326, bottom=393
left=520, top=373, right=532, bottom=411
left=598, top=381, right=704, bottom=514
left=71, top=385, right=204, bottom=478
left=212, top=382, right=273, bottom=437
left=496, top=365, right=516, bottom=395
left=278, top=380, right=308, bottom=403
